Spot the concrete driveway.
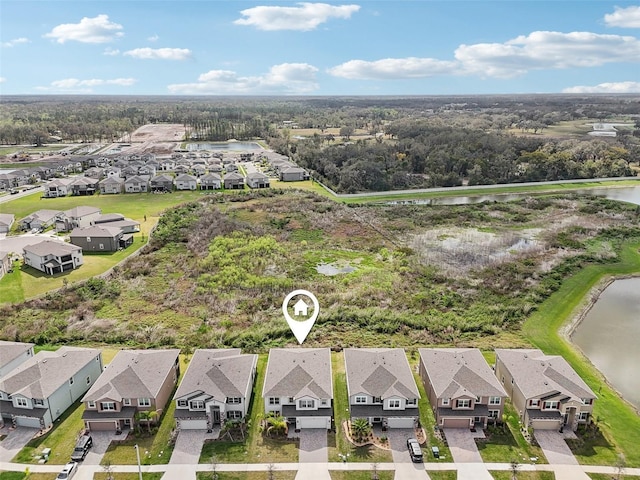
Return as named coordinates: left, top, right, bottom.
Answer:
left=0, top=427, right=38, bottom=462
left=170, top=429, right=208, bottom=464
left=297, top=429, right=328, bottom=463
left=385, top=429, right=431, bottom=480
left=444, top=429, right=493, bottom=480
left=534, top=430, right=579, bottom=465
left=83, top=430, right=124, bottom=465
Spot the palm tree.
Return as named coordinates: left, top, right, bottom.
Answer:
left=265, top=413, right=287, bottom=437
left=351, top=418, right=371, bottom=442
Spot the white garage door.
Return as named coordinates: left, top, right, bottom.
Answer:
left=387, top=417, right=415, bottom=429
left=16, top=416, right=42, bottom=428
left=296, top=417, right=329, bottom=429
left=179, top=419, right=208, bottom=430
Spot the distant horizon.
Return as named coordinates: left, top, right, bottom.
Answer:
left=1, top=1, right=639, bottom=96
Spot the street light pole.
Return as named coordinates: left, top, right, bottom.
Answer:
left=134, top=444, right=143, bottom=480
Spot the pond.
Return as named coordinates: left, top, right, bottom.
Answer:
left=387, top=186, right=640, bottom=206
left=571, top=277, right=640, bottom=410
left=187, top=142, right=263, bottom=151
left=316, top=262, right=357, bottom=276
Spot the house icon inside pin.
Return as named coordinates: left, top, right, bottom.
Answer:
left=293, top=298, right=309, bottom=316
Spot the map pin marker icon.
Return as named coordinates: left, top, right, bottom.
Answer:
left=282, top=289, right=319, bottom=344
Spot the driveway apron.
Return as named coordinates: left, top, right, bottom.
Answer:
left=83, top=430, right=124, bottom=465
left=444, top=429, right=492, bottom=480
left=292, top=429, right=328, bottom=463
left=170, top=429, right=208, bottom=464
left=0, top=427, right=38, bottom=462
left=534, top=430, right=579, bottom=465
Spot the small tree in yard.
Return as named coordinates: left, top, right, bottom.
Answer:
left=351, top=418, right=372, bottom=442
left=210, top=455, right=219, bottom=480
left=615, top=453, right=626, bottom=480
left=267, top=463, right=275, bottom=480
left=102, top=460, right=115, bottom=480
left=510, top=458, right=520, bottom=480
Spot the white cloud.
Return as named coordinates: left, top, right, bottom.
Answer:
left=455, top=31, right=640, bottom=78
left=44, top=14, right=123, bottom=44
left=604, top=6, right=640, bottom=28
left=1, top=37, right=30, bottom=48
left=123, top=47, right=192, bottom=60
left=0, top=77, right=6, bottom=83
left=563, top=81, right=640, bottom=93
left=234, top=2, right=360, bottom=31
left=48, top=78, right=136, bottom=89
left=168, top=63, right=319, bottom=94
left=147, top=34, right=159, bottom=42
left=103, top=47, right=120, bottom=56
left=328, top=57, right=458, bottom=79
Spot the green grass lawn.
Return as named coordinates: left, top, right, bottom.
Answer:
left=587, top=474, right=640, bottom=480
left=427, top=472, right=458, bottom=480
left=329, top=352, right=393, bottom=464
left=196, top=472, right=297, bottom=480
left=0, top=261, right=24, bottom=303
left=14, top=400, right=85, bottom=465
left=199, top=355, right=299, bottom=464
left=522, top=240, right=640, bottom=467
left=0, top=474, right=52, bottom=480
left=476, top=402, right=546, bottom=465
left=329, top=471, right=394, bottom=480
left=490, top=472, right=555, bottom=480
left=94, top=474, right=163, bottom=480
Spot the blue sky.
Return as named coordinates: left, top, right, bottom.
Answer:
left=1, top=1, right=639, bottom=95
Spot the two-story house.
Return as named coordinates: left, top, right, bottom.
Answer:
left=0, top=341, right=34, bottom=380
left=150, top=174, right=174, bottom=193
left=173, top=349, right=258, bottom=430
left=70, top=225, right=133, bottom=252
left=82, top=349, right=180, bottom=432
left=0, top=214, right=14, bottom=234
left=175, top=174, right=198, bottom=191
left=44, top=178, right=75, bottom=198
left=495, top=349, right=596, bottom=432
left=223, top=172, right=245, bottom=190
left=344, top=348, right=420, bottom=429
left=125, top=175, right=150, bottom=193
left=263, top=348, right=333, bottom=430
left=246, top=172, right=270, bottom=189
left=99, top=176, right=125, bottom=194
left=419, top=348, right=508, bottom=429
left=200, top=173, right=222, bottom=190
left=23, top=240, right=83, bottom=275
left=56, top=206, right=102, bottom=232
left=0, top=347, right=102, bottom=429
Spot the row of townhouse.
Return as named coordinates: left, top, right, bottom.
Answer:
left=0, top=345, right=595, bottom=434
left=43, top=172, right=272, bottom=197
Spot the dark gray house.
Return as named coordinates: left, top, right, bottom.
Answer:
left=70, top=225, right=133, bottom=252
left=223, top=172, right=245, bottom=190
left=200, top=173, right=222, bottom=190
left=150, top=174, right=174, bottom=193
left=280, top=166, right=309, bottom=182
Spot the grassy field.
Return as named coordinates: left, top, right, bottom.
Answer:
left=196, top=472, right=297, bottom=480
left=490, top=472, right=555, bottom=480
left=522, top=240, right=640, bottom=466
left=94, top=474, right=163, bottom=480
left=0, top=474, right=53, bottom=480
left=329, top=471, right=394, bottom=480
left=587, top=474, right=640, bottom=480
left=427, top=472, right=458, bottom=480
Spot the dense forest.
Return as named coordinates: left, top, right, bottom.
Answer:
left=1, top=94, right=639, bottom=192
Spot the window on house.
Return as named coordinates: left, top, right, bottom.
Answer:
left=529, top=399, right=540, bottom=407
left=99, top=244, right=104, bottom=250
left=388, top=399, right=401, bottom=408
left=373, top=397, right=382, bottom=404
left=510, top=378, right=514, bottom=384
left=288, top=397, right=295, bottom=404
left=87, top=237, right=91, bottom=242
left=542, top=401, right=559, bottom=410
left=190, top=400, right=205, bottom=410
left=87, top=401, right=96, bottom=409
left=269, top=398, right=280, bottom=406
left=101, top=402, right=116, bottom=411
left=501, top=376, right=505, bottom=384
left=320, top=399, right=328, bottom=406
left=177, top=400, right=187, bottom=407
left=406, top=398, right=417, bottom=405
left=226, top=397, right=241, bottom=404
left=123, top=398, right=131, bottom=406
left=442, top=398, right=450, bottom=406
left=16, top=397, right=28, bottom=407
left=299, top=399, right=315, bottom=409
left=489, top=410, right=499, bottom=418
left=86, top=376, right=91, bottom=385
left=457, top=399, right=471, bottom=408
left=34, top=399, right=44, bottom=407
left=355, top=396, right=367, bottom=404
left=227, top=411, right=242, bottom=420
left=489, top=397, right=501, bottom=405
left=69, top=377, right=74, bottom=385
left=581, top=398, right=593, bottom=405
left=138, top=398, right=151, bottom=407
left=579, top=412, right=589, bottom=421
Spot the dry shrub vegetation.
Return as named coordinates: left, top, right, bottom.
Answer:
left=1, top=190, right=639, bottom=351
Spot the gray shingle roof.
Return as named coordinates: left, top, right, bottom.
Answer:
left=0, top=341, right=34, bottom=369
left=263, top=348, right=332, bottom=400
left=23, top=239, right=81, bottom=257
left=344, top=348, right=419, bottom=400
left=0, top=346, right=101, bottom=399
left=495, top=349, right=596, bottom=401
left=82, top=349, right=179, bottom=402
left=22, top=210, right=62, bottom=224
left=0, top=214, right=15, bottom=227
left=174, top=349, right=257, bottom=401
left=64, top=206, right=101, bottom=218
left=419, top=348, right=507, bottom=399
left=70, top=225, right=122, bottom=239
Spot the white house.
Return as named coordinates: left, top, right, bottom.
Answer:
left=0, top=341, right=35, bottom=379
left=23, top=240, right=83, bottom=275
left=173, top=349, right=258, bottom=430
left=0, top=347, right=103, bottom=429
